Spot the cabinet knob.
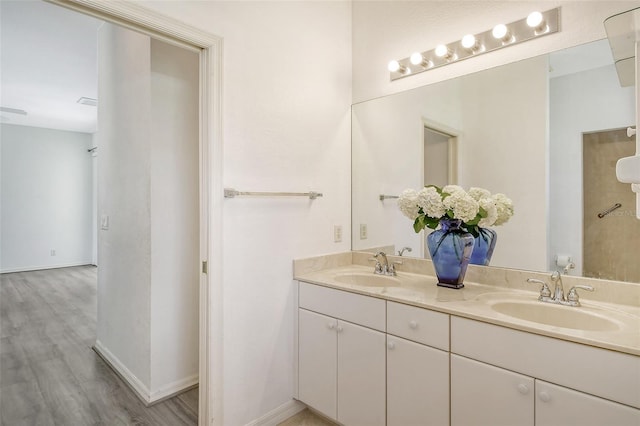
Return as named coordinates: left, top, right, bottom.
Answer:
left=539, top=391, right=551, bottom=402
left=336, top=325, right=343, bottom=333
left=327, top=323, right=335, bottom=330
left=409, top=320, right=418, bottom=329
left=517, top=384, right=529, bottom=395
left=387, top=341, right=395, bottom=350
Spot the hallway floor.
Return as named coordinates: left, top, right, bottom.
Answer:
left=0, top=266, right=198, bottom=425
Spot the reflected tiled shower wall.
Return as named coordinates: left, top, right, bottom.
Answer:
left=583, top=128, right=639, bottom=282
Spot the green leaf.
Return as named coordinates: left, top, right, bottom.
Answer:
left=413, top=216, right=425, bottom=233
left=425, top=216, right=440, bottom=229
left=465, top=224, right=480, bottom=238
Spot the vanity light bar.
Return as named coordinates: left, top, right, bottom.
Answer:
left=388, top=8, right=560, bottom=81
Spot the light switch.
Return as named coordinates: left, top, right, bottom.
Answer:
left=101, top=214, right=109, bottom=230
left=334, top=225, right=342, bottom=243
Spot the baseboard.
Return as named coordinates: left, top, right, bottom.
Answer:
left=93, top=341, right=152, bottom=404
left=149, top=374, right=199, bottom=404
left=0, top=262, right=93, bottom=274
left=93, top=341, right=199, bottom=406
left=245, top=399, right=306, bottom=426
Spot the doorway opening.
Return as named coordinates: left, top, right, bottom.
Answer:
left=422, top=121, right=458, bottom=188
left=2, top=0, right=222, bottom=423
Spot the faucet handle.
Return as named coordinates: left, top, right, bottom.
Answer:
left=566, top=285, right=594, bottom=306
left=388, top=260, right=403, bottom=275
left=368, top=257, right=383, bottom=274
left=527, top=278, right=551, bottom=299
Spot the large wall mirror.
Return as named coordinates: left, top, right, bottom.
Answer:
left=352, top=39, right=639, bottom=284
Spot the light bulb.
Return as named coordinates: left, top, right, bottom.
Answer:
left=526, top=11, right=543, bottom=28
left=461, top=34, right=477, bottom=50
left=410, top=52, right=424, bottom=65
left=435, top=44, right=449, bottom=58
left=492, top=24, right=507, bottom=39
left=387, top=60, right=401, bottom=72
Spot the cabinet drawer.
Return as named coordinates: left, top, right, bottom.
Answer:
left=299, top=282, right=386, bottom=331
left=387, top=301, right=449, bottom=350
left=451, top=316, right=640, bottom=409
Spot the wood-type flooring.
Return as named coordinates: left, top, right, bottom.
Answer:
left=0, top=266, right=198, bottom=425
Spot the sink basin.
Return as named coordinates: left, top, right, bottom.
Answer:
left=333, top=272, right=401, bottom=287
left=489, top=300, right=621, bottom=332
left=474, top=293, right=630, bottom=332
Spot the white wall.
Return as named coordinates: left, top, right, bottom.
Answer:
left=97, top=23, right=200, bottom=402
left=0, top=124, right=93, bottom=272
left=352, top=1, right=640, bottom=103
left=97, top=22, right=153, bottom=391
left=135, top=1, right=352, bottom=424
left=549, top=64, right=635, bottom=275
left=149, top=39, right=200, bottom=396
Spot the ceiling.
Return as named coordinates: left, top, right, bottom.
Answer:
left=0, top=0, right=102, bottom=133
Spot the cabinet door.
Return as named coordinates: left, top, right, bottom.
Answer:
left=337, top=320, right=386, bottom=426
left=536, top=380, right=640, bottom=426
left=298, top=309, right=338, bottom=420
left=451, top=354, right=534, bottom=426
left=387, top=336, right=449, bottom=426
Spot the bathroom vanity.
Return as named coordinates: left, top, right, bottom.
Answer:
left=293, top=252, right=640, bottom=426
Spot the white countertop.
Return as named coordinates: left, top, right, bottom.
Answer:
left=295, top=261, right=640, bottom=356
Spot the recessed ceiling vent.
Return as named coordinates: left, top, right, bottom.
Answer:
left=0, top=106, right=27, bottom=115
left=77, top=97, right=98, bottom=107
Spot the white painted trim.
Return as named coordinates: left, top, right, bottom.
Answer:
left=0, top=262, right=94, bottom=274
left=94, top=340, right=152, bottom=404
left=149, top=374, right=199, bottom=403
left=95, top=341, right=199, bottom=406
left=244, top=400, right=306, bottom=426
left=45, top=1, right=224, bottom=425
left=292, top=281, right=300, bottom=399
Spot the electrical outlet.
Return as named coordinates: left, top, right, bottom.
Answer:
left=50, top=249, right=56, bottom=256
left=334, top=225, right=342, bottom=243
left=360, top=224, right=368, bottom=239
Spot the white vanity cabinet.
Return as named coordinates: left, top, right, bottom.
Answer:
left=387, top=336, right=449, bottom=426
left=298, top=283, right=386, bottom=426
left=451, top=354, right=534, bottom=426
left=296, top=280, right=640, bottom=426
left=535, top=380, right=640, bottom=426
left=386, top=301, right=450, bottom=426
left=451, top=317, right=640, bottom=426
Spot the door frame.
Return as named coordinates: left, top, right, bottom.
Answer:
left=44, top=1, right=223, bottom=425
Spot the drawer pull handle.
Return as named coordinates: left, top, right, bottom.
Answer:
left=517, top=384, right=529, bottom=395
left=387, top=342, right=395, bottom=350
left=539, top=391, right=551, bottom=402
left=327, top=323, right=335, bottom=330
left=409, top=320, right=418, bottom=329
left=336, top=325, right=343, bottom=333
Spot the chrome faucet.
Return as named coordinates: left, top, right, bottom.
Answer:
left=527, top=271, right=594, bottom=307
left=550, top=271, right=565, bottom=302
left=370, top=251, right=401, bottom=276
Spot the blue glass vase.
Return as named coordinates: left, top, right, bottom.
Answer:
left=469, top=227, right=497, bottom=266
left=426, top=218, right=474, bottom=289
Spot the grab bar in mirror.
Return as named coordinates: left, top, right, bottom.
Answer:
left=224, top=188, right=323, bottom=200
left=597, top=203, right=622, bottom=218
left=379, top=194, right=399, bottom=201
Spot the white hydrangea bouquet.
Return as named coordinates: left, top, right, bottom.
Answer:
left=397, top=185, right=514, bottom=236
